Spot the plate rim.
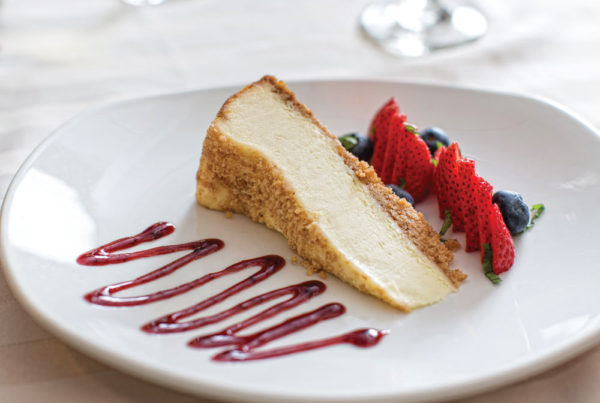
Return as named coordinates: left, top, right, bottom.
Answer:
left=2, top=78, right=600, bottom=403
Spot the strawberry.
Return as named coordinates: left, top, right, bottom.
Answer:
left=473, top=175, right=493, bottom=261
left=391, top=120, right=411, bottom=190
left=432, top=146, right=447, bottom=212
left=489, top=204, right=515, bottom=274
left=432, top=145, right=445, bottom=170
left=368, top=98, right=395, bottom=139
left=401, top=129, right=433, bottom=202
left=446, top=144, right=465, bottom=232
left=435, top=147, right=451, bottom=218
left=457, top=158, right=479, bottom=252
left=438, top=143, right=464, bottom=231
left=369, top=100, right=399, bottom=174
left=380, top=113, right=406, bottom=184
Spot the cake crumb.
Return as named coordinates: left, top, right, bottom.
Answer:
left=448, top=269, right=468, bottom=284
left=218, top=134, right=227, bottom=142
left=305, top=267, right=316, bottom=276
left=224, top=211, right=233, bottom=219
left=443, top=238, right=461, bottom=252
left=291, top=254, right=298, bottom=264
left=300, top=259, right=318, bottom=276
left=318, top=271, right=327, bottom=279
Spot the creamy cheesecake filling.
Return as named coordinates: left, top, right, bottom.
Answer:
left=214, top=83, right=456, bottom=308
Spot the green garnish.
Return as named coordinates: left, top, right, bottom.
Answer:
left=439, top=209, right=452, bottom=236
left=339, top=134, right=358, bottom=150
left=482, top=243, right=502, bottom=284
left=397, top=177, right=406, bottom=188
left=431, top=158, right=439, bottom=167
left=405, top=124, right=419, bottom=135
left=370, top=126, right=376, bottom=136
left=435, top=140, right=444, bottom=150
left=526, top=203, right=545, bottom=231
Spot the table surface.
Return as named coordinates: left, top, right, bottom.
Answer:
left=1, top=0, right=600, bottom=402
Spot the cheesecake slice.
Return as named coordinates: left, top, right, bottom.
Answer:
left=196, top=76, right=465, bottom=311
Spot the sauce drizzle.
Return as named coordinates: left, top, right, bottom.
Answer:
left=78, top=222, right=387, bottom=362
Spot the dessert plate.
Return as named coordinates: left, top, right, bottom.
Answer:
left=2, top=79, right=600, bottom=402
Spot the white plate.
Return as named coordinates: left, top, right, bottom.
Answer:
left=2, top=79, right=600, bottom=403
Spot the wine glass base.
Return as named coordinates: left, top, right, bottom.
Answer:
left=360, top=0, right=488, bottom=57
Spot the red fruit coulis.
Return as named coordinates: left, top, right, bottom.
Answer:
left=78, top=222, right=387, bottom=362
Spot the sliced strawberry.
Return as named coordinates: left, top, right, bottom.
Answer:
left=368, top=98, right=395, bottom=139
left=391, top=118, right=410, bottom=189
left=432, top=145, right=445, bottom=171
left=370, top=101, right=399, bottom=174
left=457, top=158, right=479, bottom=252
left=402, top=129, right=433, bottom=202
left=447, top=144, right=465, bottom=232
left=380, top=113, right=406, bottom=184
left=489, top=204, right=515, bottom=274
left=438, top=143, right=464, bottom=231
left=436, top=147, right=452, bottom=218
left=432, top=146, right=448, bottom=215
left=473, top=175, right=493, bottom=261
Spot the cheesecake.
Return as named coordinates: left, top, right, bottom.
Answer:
left=196, top=76, right=465, bottom=311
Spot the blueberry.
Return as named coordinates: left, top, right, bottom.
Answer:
left=339, top=133, right=374, bottom=162
left=386, top=185, right=415, bottom=207
left=492, top=190, right=530, bottom=234
left=420, top=127, right=450, bottom=156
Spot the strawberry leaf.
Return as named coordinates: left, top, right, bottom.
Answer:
left=526, top=203, right=545, bottom=231
left=405, top=124, right=418, bottom=135
left=439, top=209, right=452, bottom=236
left=482, top=243, right=502, bottom=284
left=339, top=134, right=358, bottom=150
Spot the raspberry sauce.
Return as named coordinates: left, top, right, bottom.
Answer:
left=78, top=222, right=387, bottom=362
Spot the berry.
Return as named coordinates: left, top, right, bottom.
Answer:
left=401, top=129, right=433, bottom=202
left=391, top=120, right=410, bottom=189
left=432, top=145, right=446, bottom=202
left=381, top=113, right=406, bottom=184
left=369, top=100, right=399, bottom=173
left=387, top=185, right=415, bottom=206
left=438, top=143, right=464, bottom=231
left=376, top=116, right=433, bottom=203
left=368, top=103, right=434, bottom=203
left=432, top=145, right=445, bottom=166
left=368, top=98, right=395, bottom=139
left=339, top=133, right=374, bottom=162
left=457, top=158, right=480, bottom=252
left=434, top=146, right=450, bottom=218
left=489, top=203, right=515, bottom=274
left=420, top=127, right=450, bottom=156
left=492, top=190, right=530, bottom=234
left=473, top=175, right=493, bottom=261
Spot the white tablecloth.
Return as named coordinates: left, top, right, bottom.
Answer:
left=1, top=0, right=600, bottom=401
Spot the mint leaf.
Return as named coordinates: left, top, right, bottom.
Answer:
left=405, top=124, right=419, bottom=135
left=482, top=243, right=501, bottom=284
left=339, top=134, right=358, bottom=150
left=526, top=203, right=545, bottom=230
left=439, top=209, right=452, bottom=236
